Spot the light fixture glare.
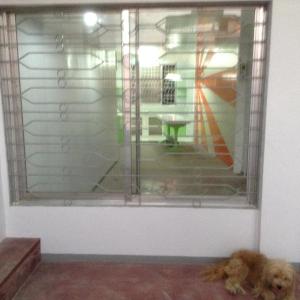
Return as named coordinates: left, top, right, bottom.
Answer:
left=165, top=73, right=182, bottom=82
left=84, top=12, right=98, bottom=27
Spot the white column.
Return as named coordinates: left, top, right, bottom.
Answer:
left=259, top=0, right=300, bottom=262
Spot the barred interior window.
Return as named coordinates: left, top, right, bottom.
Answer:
left=0, top=5, right=268, bottom=207
left=162, top=64, right=176, bottom=105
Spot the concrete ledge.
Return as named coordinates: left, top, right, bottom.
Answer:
left=0, top=238, right=41, bottom=300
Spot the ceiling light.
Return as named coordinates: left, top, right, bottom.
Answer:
left=84, top=12, right=98, bottom=27
left=206, top=52, right=238, bottom=68
left=165, top=73, right=182, bottom=82
left=138, top=46, right=161, bottom=67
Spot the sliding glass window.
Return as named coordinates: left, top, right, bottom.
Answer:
left=0, top=5, right=268, bottom=207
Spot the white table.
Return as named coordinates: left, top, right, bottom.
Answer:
left=159, top=115, right=190, bottom=144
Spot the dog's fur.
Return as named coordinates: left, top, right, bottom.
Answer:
left=202, top=250, right=295, bottom=300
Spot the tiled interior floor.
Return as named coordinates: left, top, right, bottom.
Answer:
left=99, top=143, right=246, bottom=197
left=14, top=262, right=300, bottom=300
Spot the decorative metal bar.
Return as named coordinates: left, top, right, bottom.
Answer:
left=0, top=12, right=27, bottom=203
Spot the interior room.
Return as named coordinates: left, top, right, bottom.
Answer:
left=0, top=0, right=299, bottom=299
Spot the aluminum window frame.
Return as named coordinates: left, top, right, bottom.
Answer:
left=0, top=3, right=270, bottom=208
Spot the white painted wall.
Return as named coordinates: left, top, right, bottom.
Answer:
left=1, top=0, right=300, bottom=262
left=259, top=0, right=300, bottom=262
left=0, top=167, right=6, bottom=242
left=7, top=206, right=258, bottom=256
left=0, top=92, right=6, bottom=241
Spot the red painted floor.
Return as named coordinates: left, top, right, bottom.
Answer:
left=14, top=262, right=300, bottom=300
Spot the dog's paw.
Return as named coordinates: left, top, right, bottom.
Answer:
left=235, top=284, right=246, bottom=295
left=252, top=287, right=261, bottom=298
left=225, top=281, right=246, bottom=295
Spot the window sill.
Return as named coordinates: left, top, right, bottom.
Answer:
left=13, top=194, right=256, bottom=209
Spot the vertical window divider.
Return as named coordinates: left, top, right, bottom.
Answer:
left=121, top=9, right=132, bottom=203
left=246, top=7, right=267, bottom=206
left=134, top=9, right=141, bottom=198
left=0, top=12, right=26, bottom=203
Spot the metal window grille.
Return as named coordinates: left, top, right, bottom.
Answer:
left=162, top=64, right=176, bottom=105
left=139, top=66, right=161, bottom=104
left=0, top=5, right=268, bottom=207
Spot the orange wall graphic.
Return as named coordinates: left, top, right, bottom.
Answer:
left=194, top=21, right=235, bottom=167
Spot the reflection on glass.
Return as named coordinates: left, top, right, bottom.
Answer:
left=136, top=7, right=262, bottom=198
left=17, top=12, right=125, bottom=194
left=13, top=6, right=266, bottom=202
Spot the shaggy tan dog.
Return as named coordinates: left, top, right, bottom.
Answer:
left=202, top=250, right=295, bottom=300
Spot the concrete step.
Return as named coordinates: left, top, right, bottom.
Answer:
left=0, top=238, right=41, bottom=300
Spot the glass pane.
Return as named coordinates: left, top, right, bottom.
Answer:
left=1, top=5, right=266, bottom=205
left=16, top=11, right=125, bottom=195
left=137, top=7, right=264, bottom=199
